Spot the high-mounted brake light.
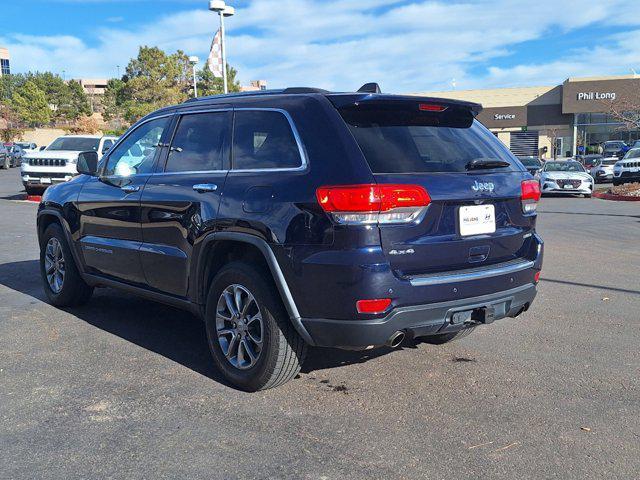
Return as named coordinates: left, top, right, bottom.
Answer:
left=316, top=184, right=431, bottom=225
left=419, top=103, right=447, bottom=112
left=521, top=180, right=541, bottom=214
left=356, top=298, right=392, bottom=314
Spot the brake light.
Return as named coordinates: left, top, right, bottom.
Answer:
left=419, top=103, right=447, bottom=112
left=521, top=180, right=541, bottom=214
left=356, top=298, right=392, bottom=314
left=316, top=184, right=431, bottom=225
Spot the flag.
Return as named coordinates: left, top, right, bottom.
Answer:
left=207, top=29, right=223, bottom=78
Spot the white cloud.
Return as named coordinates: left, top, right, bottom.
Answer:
left=2, top=0, right=640, bottom=90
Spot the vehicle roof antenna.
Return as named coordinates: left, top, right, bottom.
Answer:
left=357, top=82, right=381, bottom=94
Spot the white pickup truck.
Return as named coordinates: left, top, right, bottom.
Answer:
left=21, top=135, right=117, bottom=194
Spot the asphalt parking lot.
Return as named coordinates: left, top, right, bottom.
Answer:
left=0, top=167, right=638, bottom=479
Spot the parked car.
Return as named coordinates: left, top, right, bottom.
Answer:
left=36, top=85, right=543, bottom=391
left=578, top=154, right=603, bottom=172
left=6, top=144, right=25, bottom=167
left=517, top=156, right=543, bottom=175
left=21, top=135, right=117, bottom=195
left=15, top=141, right=38, bottom=152
left=613, top=148, right=640, bottom=185
left=0, top=144, right=9, bottom=169
left=630, top=140, right=640, bottom=149
left=536, top=160, right=594, bottom=197
left=591, top=157, right=619, bottom=183
left=601, top=140, right=629, bottom=159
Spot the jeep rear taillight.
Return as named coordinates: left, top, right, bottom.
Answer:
left=316, top=184, right=431, bottom=225
left=521, top=180, right=541, bottom=214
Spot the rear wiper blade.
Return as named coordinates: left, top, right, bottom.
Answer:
left=466, top=158, right=511, bottom=170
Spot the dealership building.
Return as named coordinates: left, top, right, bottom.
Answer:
left=0, top=46, right=10, bottom=76
left=417, top=74, right=640, bottom=158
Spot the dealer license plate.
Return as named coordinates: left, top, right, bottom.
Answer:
left=459, top=204, right=496, bottom=236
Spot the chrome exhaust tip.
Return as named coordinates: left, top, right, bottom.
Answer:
left=386, top=330, right=406, bottom=348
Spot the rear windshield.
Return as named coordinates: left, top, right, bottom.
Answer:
left=338, top=105, right=519, bottom=173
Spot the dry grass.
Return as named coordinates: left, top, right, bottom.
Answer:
left=609, top=182, right=640, bottom=197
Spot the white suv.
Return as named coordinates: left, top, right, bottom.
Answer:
left=613, top=148, right=640, bottom=186
left=21, top=135, right=117, bottom=194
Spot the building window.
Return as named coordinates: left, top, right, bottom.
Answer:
left=0, top=59, right=10, bottom=75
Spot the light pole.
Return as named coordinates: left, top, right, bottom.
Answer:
left=189, top=56, right=199, bottom=98
left=209, top=1, right=235, bottom=94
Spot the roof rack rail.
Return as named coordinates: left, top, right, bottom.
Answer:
left=183, top=89, right=286, bottom=103
left=282, top=87, right=330, bottom=94
left=182, top=87, right=331, bottom=104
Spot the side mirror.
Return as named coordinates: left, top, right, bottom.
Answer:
left=102, top=145, right=111, bottom=154
left=77, top=151, right=99, bottom=176
left=39, top=146, right=47, bottom=151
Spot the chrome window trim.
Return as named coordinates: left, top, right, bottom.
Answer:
left=99, top=113, right=175, bottom=178
left=230, top=108, right=309, bottom=173
left=409, top=259, right=535, bottom=287
left=151, top=169, right=229, bottom=176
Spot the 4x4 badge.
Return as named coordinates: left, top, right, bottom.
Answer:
left=472, top=180, right=495, bottom=192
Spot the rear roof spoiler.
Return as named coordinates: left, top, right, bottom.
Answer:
left=327, top=93, right=483, bottom=116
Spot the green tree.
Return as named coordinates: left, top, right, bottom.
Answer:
left=0, top=74, right=26, bottom=103
left=119, top=46, right=192, bottom=122
left=23, top=72, right=91, bottom=121
left=197, top=64, right=241, bottom=96
left=103, top=46, right=244, bottom=126
left=65, top=80, right=92, bottom=119
left=12, top=80, right=51, bottom=127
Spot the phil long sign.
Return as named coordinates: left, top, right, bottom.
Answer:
left=577, top=92, right=616, bottom=101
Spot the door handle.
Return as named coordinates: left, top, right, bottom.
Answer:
left=193, top=183, right=218, bottom=193
left=121, top=185, right=140, bottom=193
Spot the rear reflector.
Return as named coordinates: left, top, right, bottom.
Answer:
left=521, top=180, right=541, bottom=214
left=356, top=298, right=392, bottom=314
left=534, top=271, right=541, bottom=283
left=316, top=184, right=431, bottom=225
left=419, top=103, right=447, bottom=112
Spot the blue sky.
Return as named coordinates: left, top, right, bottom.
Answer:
left=2, top=0, right=640, bottom=92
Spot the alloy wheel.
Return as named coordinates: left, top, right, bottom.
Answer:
left=215, top=284, right=264, bottom=370
left=44, top=237, right=65, bottom=294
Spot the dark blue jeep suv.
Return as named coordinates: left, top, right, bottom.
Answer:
left=37, top=85, right=543, bottom=391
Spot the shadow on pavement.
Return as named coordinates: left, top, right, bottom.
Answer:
left=0, top=259, right=397, bottom=384
left=541, top=277, right=640, bottom=295
left=539, top=210, right=640, bottom=219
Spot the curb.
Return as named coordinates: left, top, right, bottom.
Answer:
left=593, top=191, right=640, bottom=202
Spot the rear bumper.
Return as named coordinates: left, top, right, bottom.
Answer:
left=302, top=283, right=537, bottom=348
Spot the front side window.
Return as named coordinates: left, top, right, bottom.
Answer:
left=165, top=112, right=229, bottom=172
left=101, top=139, right=114, bottom=154
left=103, top=117, right=169, bottom=177
left=232, top=110, right=302, bottom=170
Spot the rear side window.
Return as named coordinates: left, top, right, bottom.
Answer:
left=339, top=105, right=519, bottom=173
left=166, top=112, right=229, bottom=172
left=232, top=110, right=302, bottom=170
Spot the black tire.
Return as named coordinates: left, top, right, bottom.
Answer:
left=421, top=327, right=475, bottom=345
left=40, top=223, right=93, bottom=307
left=612, top=179, right=622, bottom=186
left=25, top=186, right=42, bottom=196
left=205, top=261, right=307, bottom=391
left=585, top=194, right=592, bottom=198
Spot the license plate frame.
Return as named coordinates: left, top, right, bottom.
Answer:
left=459, top=204, right=496, bottom=237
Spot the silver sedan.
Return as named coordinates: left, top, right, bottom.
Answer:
left=535, top=160, right=594, bottom=198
